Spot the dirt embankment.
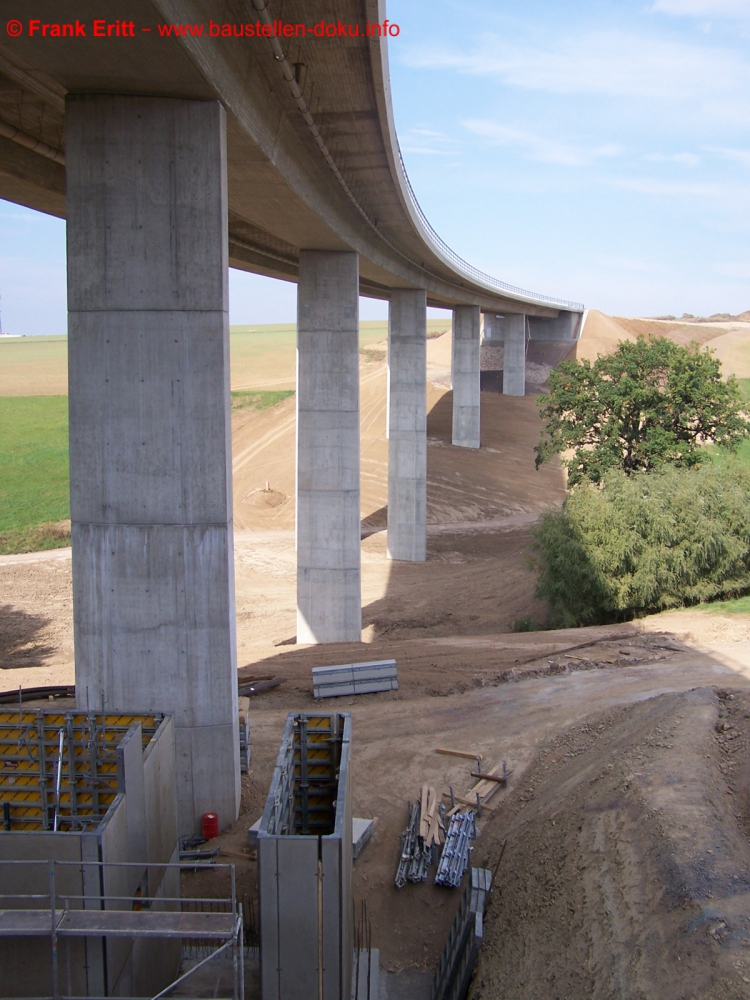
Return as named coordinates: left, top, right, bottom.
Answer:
left=471, top=686, right=750, bottom=1000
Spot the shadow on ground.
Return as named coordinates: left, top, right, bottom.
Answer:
left=0, top=605, right=56, bottom=668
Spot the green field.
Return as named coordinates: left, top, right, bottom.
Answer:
left=700, top=594, right=750, bottom=615
left=0, top=396, right=70, bottom=554
left=702, top=377, right=750, bottom=469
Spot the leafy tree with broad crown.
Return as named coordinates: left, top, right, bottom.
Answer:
left=535, top=336, right=749, bottom=486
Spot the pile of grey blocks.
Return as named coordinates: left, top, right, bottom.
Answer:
left=312, top=659, right=398, bottom=699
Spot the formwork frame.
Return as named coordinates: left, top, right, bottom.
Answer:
left=258, top=713, right=352, bottom=1000
left=0, top=859, right=244, bottom=1000
left=0, top=710, right=166, bottom=832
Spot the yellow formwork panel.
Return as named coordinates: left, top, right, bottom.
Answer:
left=0, top=710, right=163, bottom=832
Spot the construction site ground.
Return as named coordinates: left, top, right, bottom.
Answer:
left=4, top=312, right=750, bottom=997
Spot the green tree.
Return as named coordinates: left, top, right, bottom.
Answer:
left=535, top=337, right=748, bottom=486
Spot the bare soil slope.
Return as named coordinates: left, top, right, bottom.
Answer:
left=232, top=348, right=565, bottom=532
left=576, top=310, right=750, bottom=372
left=471, top=686, right=750, bottom=1000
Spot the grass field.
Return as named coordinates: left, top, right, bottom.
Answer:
left=0, top=396, right=70, bottom=554
left=700, top=594, right=750, bottom=615
left=704, top=378, right=750, bottom=469
left=0, top=389, right=300, bottom=554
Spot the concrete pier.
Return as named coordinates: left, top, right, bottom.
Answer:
left=66, top=95, right=239, bottom=836
left=296, top=251, right=362, bottom=643
left=452, top=305, right=481, bottom=448
left=387, top=290, right=427, bottom=562
left=504, top=314, right=527, bottom=396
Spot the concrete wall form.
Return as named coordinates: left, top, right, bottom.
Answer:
left=0, top=712, right=179, bottom=998
left=258, top=713, right=353, bottom=1000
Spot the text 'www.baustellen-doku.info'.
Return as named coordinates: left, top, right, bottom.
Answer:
left=5, top=18, right=401, bottom=38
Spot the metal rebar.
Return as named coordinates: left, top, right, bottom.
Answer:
left=65, top=717, right=78, bottom=830
left=36, top=711, right=50, bottom=829
left=53, top=728, right=64, bottom=832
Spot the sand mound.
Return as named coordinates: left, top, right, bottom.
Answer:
left=574, top=310, right=636, bottom=361
left=576, top=310, right=744, bottom=366
left=471, top=686, right=750, bottom=1000
left=703, top=325, right=750, bottom=380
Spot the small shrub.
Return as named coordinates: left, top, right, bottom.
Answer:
left=532, top=464, right=750, bottom=627
left=510, top=616, right=543, bottom=633
left=231, top=390, right=294, bottom=411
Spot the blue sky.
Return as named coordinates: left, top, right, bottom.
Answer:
left=2, top=0, right=750, bottom=335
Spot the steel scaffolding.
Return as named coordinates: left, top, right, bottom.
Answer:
left=0, top=859, right=244, bottom=1000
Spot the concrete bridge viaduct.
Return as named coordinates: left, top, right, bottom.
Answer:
left=0, top=0, right=583, bottom=833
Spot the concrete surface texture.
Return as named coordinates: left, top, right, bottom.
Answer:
left=503, top=314, right=527, bottom=397
left=451, top=306, right=481, bottom=449
left=296, top=251, right=362, bottom=644
left=387, top=290, right=427, bottom=562
left=66, top=95, right=240, bottom=836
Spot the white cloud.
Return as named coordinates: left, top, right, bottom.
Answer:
left=405, top=31, right=750, bottom=105
left=464, top=120, right=623, bottom=166
left=400, top=127, right=459, bottom=155
left=604, top=177, right=729, bottom=196
left=652, top=0, right=750, bottom=16
left=400, top=146, right=453, bottom=155
left=704, top=145, right=750, bottom=164
left=645, top=152, right=701, bottom=166
left=713, top=261, right=750, bottom=278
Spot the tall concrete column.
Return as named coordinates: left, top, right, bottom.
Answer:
left=387, top=290, right=427, bottom=562
left=296, top=251, right=361, bottom=643
left=66, top=95, right=239, bottom=836
left=452, top=305, right=481, bottom=448
left=504, top=314, right=527, bottom=396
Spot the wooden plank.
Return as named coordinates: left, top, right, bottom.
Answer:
left=468, top=762, right=504, bottom=799
left=435, top=748, right=482, bottom=761
left=420, top=784, right=429, bottom=839
left=425, top=786, right=437, bottom=822
left=425, top=802, right=441, bottom=847
left=448, top=794, right=498, bottom=814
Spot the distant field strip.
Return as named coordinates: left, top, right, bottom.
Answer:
left=0, top=321, right=446, bottom=396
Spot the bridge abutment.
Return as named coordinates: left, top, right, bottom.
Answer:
left=296, top=250, right=362, bottom=643
left=66, top=95, right=240, bottom=836
left=387, top=289, right=427, bottom=562
left=451, top=305, right=481, bottom=448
